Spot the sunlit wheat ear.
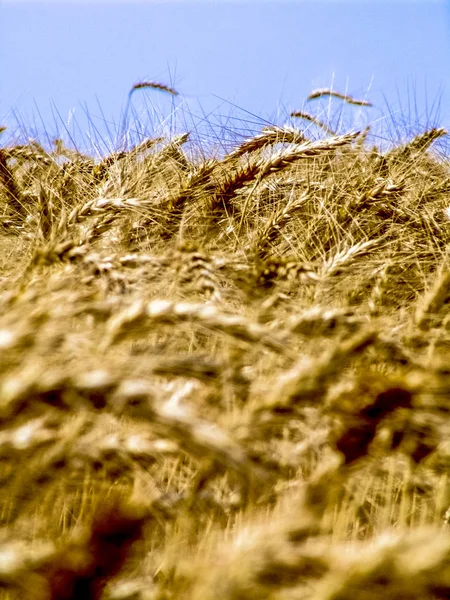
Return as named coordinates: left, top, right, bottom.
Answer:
left=6, top=145, right=53, bottom=167
left=131, top=81, right=179, bottom=96
left=235, top=131, right=361, bottom=245
left=161, top=157, right=218, bottom=234
left=154, top=132, right=191, bottom=171
left=290, top=110, right=336, bottom=135
left=251, top=190, right=310, bottom=258
left=355, top=124, right=370, bottom=149
left=176, top=248, right=223, bottom=302
left=388, top=127, right=448, bottom=162
left=406, top=127, right=447, bottom=152
left=226, top=125, right=307, bottom=159
left=121, top=81, right=179, bottom=151
left=308, top=88, right=373, bottom=107
left=321, top=238, right=384, bottom=278
left=0, top=126, right=6, bottom=134
left=127, top=135, right=165, bottom=158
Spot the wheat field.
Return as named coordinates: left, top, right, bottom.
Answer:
left=1, top=90, right=450, bottom=599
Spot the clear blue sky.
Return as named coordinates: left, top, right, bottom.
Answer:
left=1, top=0, right=450, bottom=154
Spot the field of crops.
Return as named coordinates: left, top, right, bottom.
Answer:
left=1, top=89, right=450, bottom=599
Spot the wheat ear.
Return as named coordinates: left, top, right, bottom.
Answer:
left=235, top=131, right=360, bottom=245
left=308, top=88, right=373, bottom=107
left=227, top=125, right=307, bottom=159
left=131, top=81, right=179, bottom=96
left=290, top=110, right=336, bottom=135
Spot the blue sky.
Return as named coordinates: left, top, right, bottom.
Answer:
left=1, top=0, right=449, bottom=155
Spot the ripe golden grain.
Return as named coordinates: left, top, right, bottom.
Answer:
left=1, top=90, right=450, bottom=600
